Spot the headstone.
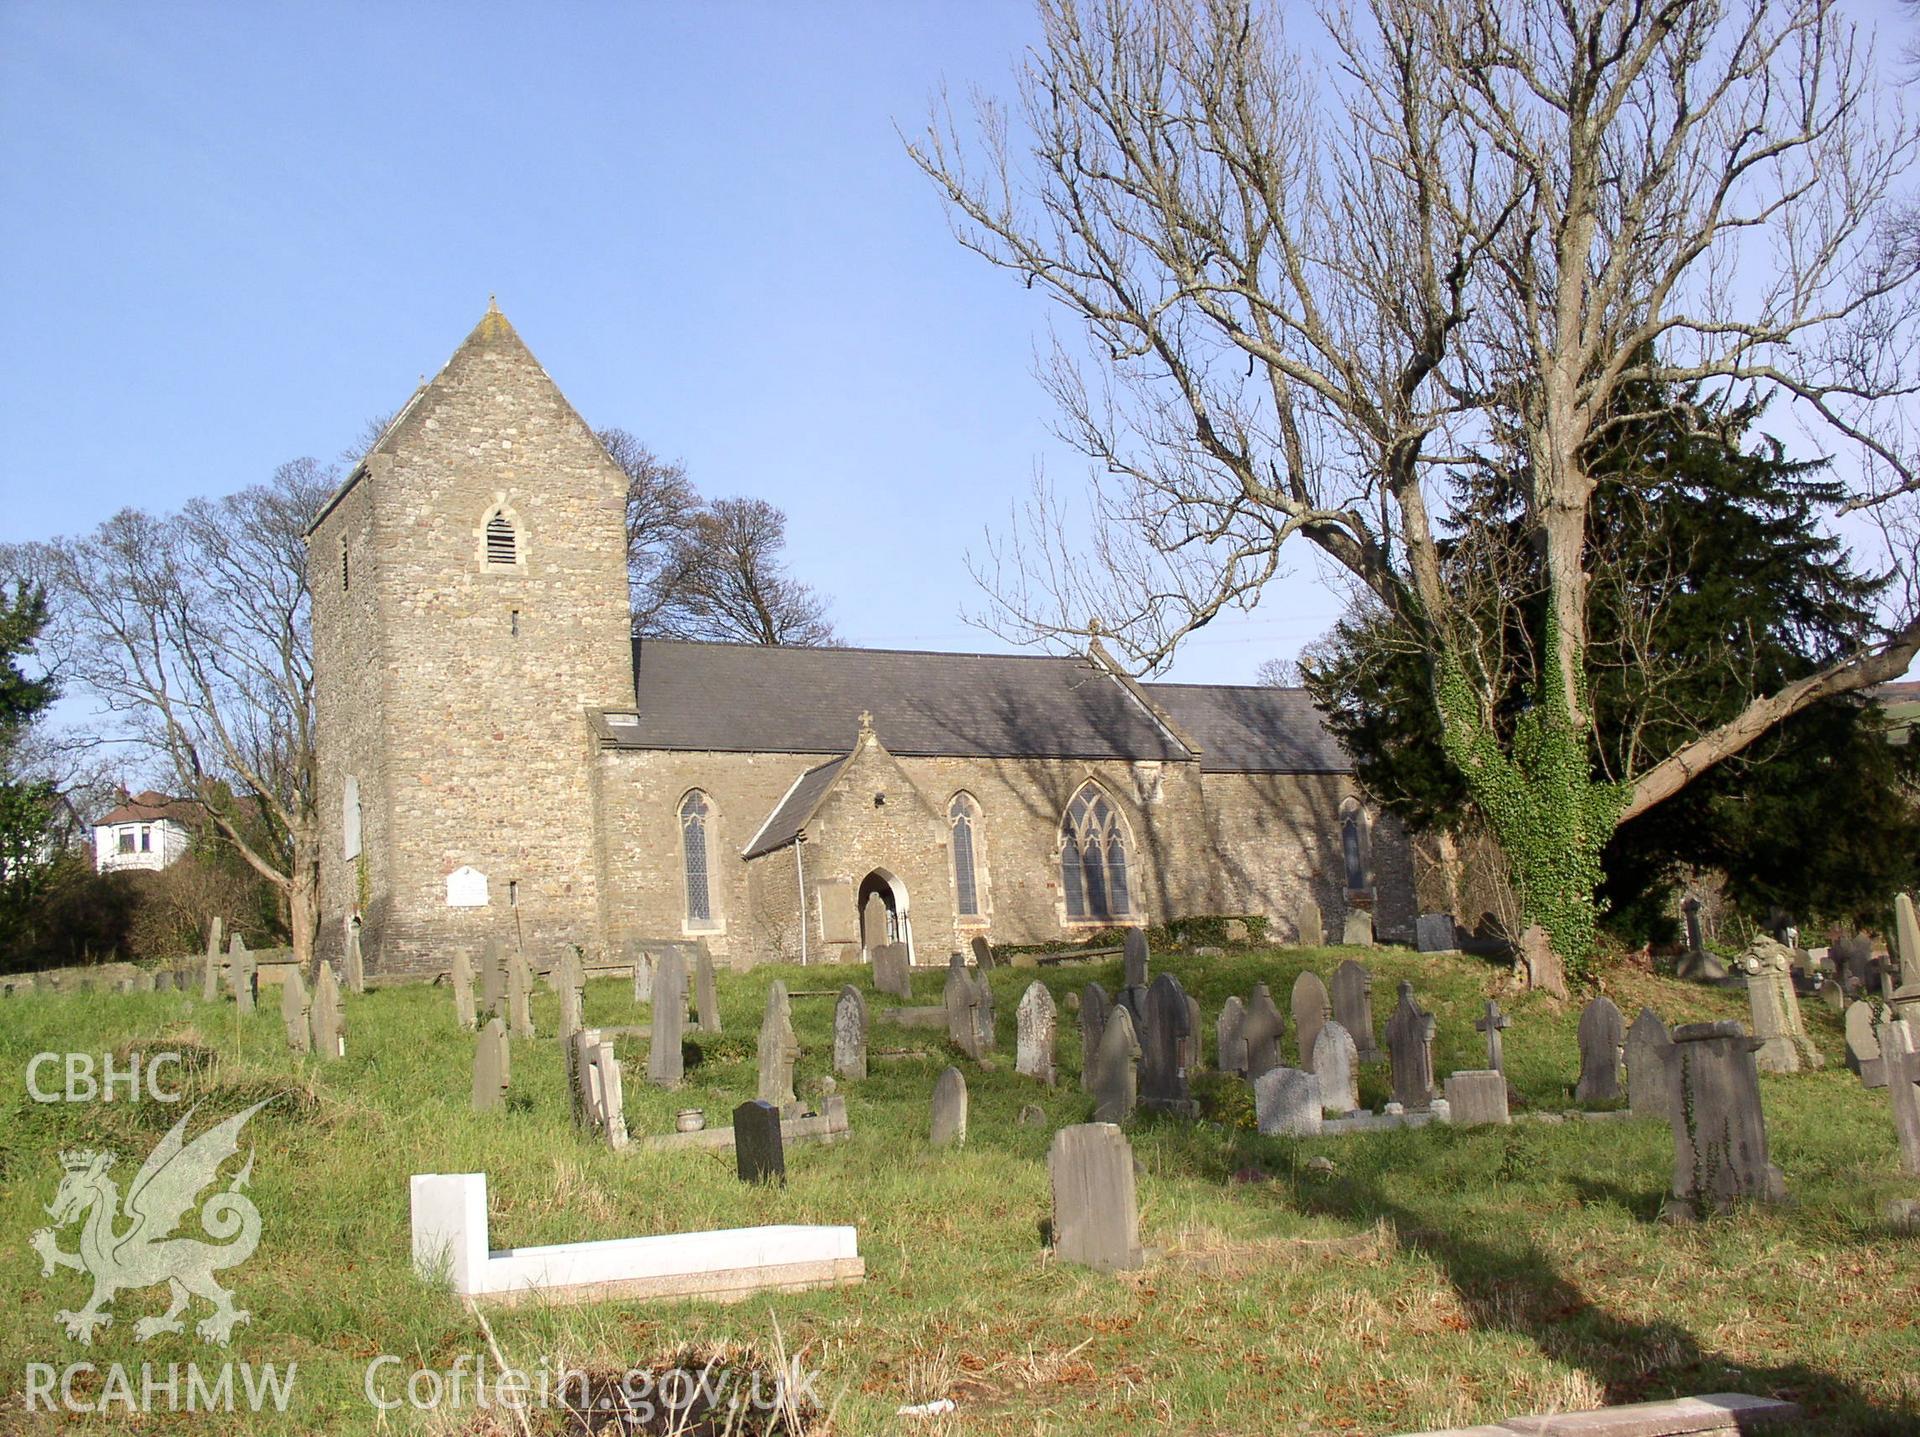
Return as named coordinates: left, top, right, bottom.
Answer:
left=480, top=937, right=505, bottom=1013
left=628, top=942, right=656, bottom=1004
left=694, top=945, right=721, bottom=1035
left=1241, top=982, right=1286, bottom=1080
left=344, top=924, right=366, bottom=994
left=1415, top=913, right=1456, bottom=953
left=471, top=1017, right=509, bottom=1111
left=971, top=935, right=996, bottom=970
left=227, top=937, right=256, bottom=1014
left=1048, top=1124, right=1143, bottom=1271
left=1294, top=897, right=1323, bottom=948
left=1341, top=909, right=1374, bottom=947
left=1254, top=1067, right=1323, bottom=1136
left=1290, top=971, right=1330, bottom=1071
left=1310, top=1020, right=1359, bottom=1115
left=1664, top=1021, right=1786, bottom=1218
left=1331, top=959, right=1381, bottom=1062
left=1080, top=982, right=1111, bottom=1092
left=1016, top=982, right=1057, bottom=1085
left=1385, top=980, right=1436, bottom=1110
left=154, top=971, right=175, bottom=993
left=1895, top=893, right=1920, bottom=988
left=1475, top=999, right=1510, bottom=1073
left=973, top=970, right=996, bottom=1055
left=1517, top=925, right=1568, bottom=999
left=1091, top=1005, right=1140, bottom=1124
left=1574, top=996, right=1625, bottom=1103
left=309, top=961, right=345, bottom=1059
left=201, top=917, right=223, bottom=1001
left=1682, top=895, right=1706, bottom=960
left=1881, top=1020, right=1920, bottom=1176
left=280, top=967, right=311, bottom=1054
left=1186, top=992, right=1205, bottom=1072
left=834, top=985, right=868, bottom=1081
left=930, top=1066, right=968, bottom=1147
left=557, top=966, right=584, bottom=1047
left=1831, top=933, right=1874, bottom=995
left=1626, top=1007, right=1676, bottom=1119
left=1216, top=996, right=1248, bottom=1077
left=733, top=1100, right=785, bottom=1185
left=1443, top=1070, right=1510, bottom=1126
left=1122, top=928, right=1149, bottom=989
left=452, top=948, right=476, bottom=1030
left=506, top=952, right=533, bottom=1039
left=1742, top=935, right=1823, bottom=1073
left=1844, top=1001, right=1886, bottom=1088
left=861, top=892, right=890, bottom=952
left=757, top=981, right=800, bottom=1109
left=872, top=942, right=912, bottom=999
left=944, top=962, right=983, bottom=1059
left=1139, top=974, right=1197, bottom=1116
left=576, top=1032, right=629, bottom=1149
left=647, top=946, right=688, bottom=1087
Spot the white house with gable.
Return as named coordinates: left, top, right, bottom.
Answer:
left=93, top=791, right=196, bottom=873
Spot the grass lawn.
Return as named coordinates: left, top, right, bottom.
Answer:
left=2, top=945, right=1916, bottom=1435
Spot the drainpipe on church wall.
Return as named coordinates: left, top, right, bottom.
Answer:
left=795, top=837, right=809, bottom=966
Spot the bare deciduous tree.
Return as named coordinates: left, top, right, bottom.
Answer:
left=911, top=0, right=1920, bottom=959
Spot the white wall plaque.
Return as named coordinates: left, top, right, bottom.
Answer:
left=446, top=866, right=490, bottom=908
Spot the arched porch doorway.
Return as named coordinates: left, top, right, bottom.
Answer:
left=857, top=868, right=914, bottom=964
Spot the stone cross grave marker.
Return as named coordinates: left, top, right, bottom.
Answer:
left=1016, top=981, right=1057, bottom=1086
left=1444, top=1070, right=1510, bottom=1126
left=1291, top=971, right=1330, bottom=1071
left=280, top=967, right=310, bottom=1055
left=452, top=948, right=476, bottom=1031
left=1330, top=959, right=1380, bottom=1062
left=1295, top=896, right=1323, bottom=948
left=1241, top=983, right=1285, bottom=1081
left=733, top=1100, right=785, bottom=1185
left=1385, top=980, right=1436, bottom=1110
left=647, top=946, right=688, bottom=1088
left=1575, top=996, right=1626, bottom=1103
left=1881, top=1019, right=1920, bottom=1176
left=1475, top=1000, right=1510, bottom=1073
left=930, top=1066, right=968, bottom=1147
left=1743, top=936, right=1822, bottom=1073
left=1092, top=1005, right=1140, bottom=1124
left=1254, top=1067, right=1322, bottom=1136
left=480, top=937, right=505, bottom=1014
left=573, top=1030, right=629, bottom=1149
left=310, top=961, right=345, bottom=1059
left=758, top=981, right=800, bottom=1110
left=1048, top=1124, right=1143, bottom=1271
left=227, top=937, right=256, bottom=1014
left=1216, top=996, right=1247, bottom=1078
left=1664, top=1021, right=1786, bottom=1219
left=1845, top=1001, right=1886, bottom=1088
left=872, top=942, right=911, bottom=999
left=1311, top=1020, right=1359, bottom=1115
left=834, top=985, right=868, bottom=1082
left=1080, top=982, right=1110, bottom=1093
left=1140, top=974, right=1197, bottom=1116
left=1626, top=1006, right=1675, bottom=1119
left=694, top=944, right=721, bottom=1035
left=471, top=1017, right=509, bottom=1112
left=507, top=952, right=534, bottom=1039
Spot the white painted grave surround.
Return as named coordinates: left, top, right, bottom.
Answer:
left=410, top=1173, right=863, bottom=1306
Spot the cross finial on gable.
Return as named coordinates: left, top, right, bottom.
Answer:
left=857, top=710, right=875, bottom=742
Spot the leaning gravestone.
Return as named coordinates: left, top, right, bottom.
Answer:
left=1049, top=1124, right=1143, bottom=1271
left=694, top=945, right=722, bottom=1035
left=734, top=1100, right=786, bottom=1185
left=280, top=967, right=311, bottom=1055
left=1385, top=980, right=1436, bottom=1110
left=1517, top=925, right=1568, bottom=1000
left=1311, top=1020, right=1359, bottom=1116
left=1845, top=1001, right=1886, bottom=1088
left=1416, top=913, right=1456, bottom=953
left=757, top=981, right=800, bottom=1110
left=1216, top=996, right=1248, bottom=1077
left=834, top=985, right=868, bottom=1082
left=344, top=924, right=366, bottom=994
left=1664, top=1021, right=1786, bottom=1219
left=201, top=916, right=224, bottom=1001
left=1331, top=959, right=1381, bottom=1062
left=1476, top=999, right=1510, bottom=1073
left=1341, top=909, right=1375, bottom=947
left=507, top=952, right=534, bottom=1039
left=310, top=961, right=345, bottom=1060
left=971, top=935, right=996, bottom=970
left=227, top=937, right=257, bottom=1015
left=575, top=1031, right=629, bottom=1149
left=452, top=948, right=477, bottom=1030
left=872, top=942, right=912, bottom=999
left=1881, top=1020, right=1920, bottom=1176
left=1016, top=982, right=1057, bottom=1086
left=1080, top=983, right=1111, bottom=1092
left=944, top=962, right=983, bottom=1060
left=480, top=938, right=506, bottom=1014
left=1575, top=996, right=1626, bottom=1103
left=1743, top=936, right=1823, bottom=1073
left=1092, top=1006, right=1140, bottom=1124
left=1626, top=1007, right=1676, bottom=1119
left=647, top=947, right=688, bottom=1088
left=1254, top=1067, right=1322, bottom=1136
left=1291, top=971, right=1331, bottom=1071
left=1444, top=1070, right=1510, bottom=1126
left=1140, top=974, right=1196, bottom=1116
left=930, top=1066, right=968, bottom=1147
left=1295, top=897, right=1324, bottom=948
left=471, top=1017, right=509, bottom=1112
left=1241, top=983, right=1286, bottom=1081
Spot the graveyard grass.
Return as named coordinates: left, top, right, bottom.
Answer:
left=2, top=947, right=1915, bottom=1435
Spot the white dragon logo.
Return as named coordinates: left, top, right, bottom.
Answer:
left=30, top=1100, right=269, bottom=1346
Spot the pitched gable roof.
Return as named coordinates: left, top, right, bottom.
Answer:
left=1142, top=683, right=1353, bottom=773
left=741, top=756, right=849, bottom=858
left=96, top=791, right=200, bottom=827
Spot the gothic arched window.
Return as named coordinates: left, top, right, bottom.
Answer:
left=1060, top=783, right=1133, bottom=920
left=948, top=793, right=985, bottom=919
left=680, top=790, right=715, bottom=926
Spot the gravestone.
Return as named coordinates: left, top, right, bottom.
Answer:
left=1664, top=1021, right=1786, bottom=1219
left=647, top=947, right=688, bottom=1087
left=1254, top=1067, right=1323, bottom=1137
left=1517, top=925, right=1568, bottom=1000
left=1295, top=897, right=1324, bottom=948
left=1682, top=895, right=1707, bottom=960
left=452, top=948, right=477, bottom=1030
left=973, top=970, right=997, bottom=1055
left=1186, top=993, right=1205, bottom=1072
left=930, top=1066, right=968, bottom=1147
left=1385, top=980, right=1436, bottom=1110
left=692, top=944, right=721, bottom=1035
left=629, top=942, right=656, bottom=1004
left=1122, top=928, right=1149, bottom=989
left=471, top=1018, right=509, bottom=1111
left=1742, top=936, right=1823, bottom=1073
left=557, top=967, right=584, bottom=1048
left=344, top=924, right=366, bottom=994
left=733, top=1100, right=785, bottom=1185
left=1341, top=909, right=1375, bottom=947
left=834, top=985, right=868, bottom=1081
left=971, top=935, right=996, bottom=970
left=861, top=893, right=890, bottom=953
left=1844, top=1001, right=1885, bottom=1087
left=507, top=952, right=534, bottom=1039
left=576, top=1031, right=629, bottom=1149
left=757, top=981, right=800, bottom=1110
left=1416, top=913, right=1456, bottom=953
left=280, top=967, right=311, bottom=1055
left=1080, top=983, right=1111, bottom=1092
left=1626, top=1007, right=1676, bottom=1119
left=1016, top=982, right=1057, bottom=1086
left=1331, top=959, right=1381, bottom=1062
left=1048, top=1124, right=1143, bottom=1271
left=1091, top=1006, right=1140, bottom=1124
left=1831, top=933, right=1875, bottom=995
left=1216, top=996, right=1248, bottom=1077
left=1574, top=996, right=1626, bottom=1103
left=1241, top=983, right=1285, bottom=1081
left=944, top=962, right=983, bottom=1059
left=1444, top=1070, right=1510, bottom=1126
left=872, top=942, right=912, bottom=999
left=154, top=972, right=174, bottom=993
left=1140, top=974, right=1197, bottom=1116
left=310, top=961, right=345, bottom=1059
left=480, top=938, right=505, bottom=1014
left=1896, top=892, right=1920, bottom=989
left=1881, top=1020, right=1920, bottom=1176
left=1475, top=999, right=1510, bottom=1073
left=227, top=937, right=256, bottom=1014
left=201, top=916, right=223, bottom=1001
left=1290, top=971, right=1330, bottom=1071
left=1311, top=1020, right=1359, bottom=1116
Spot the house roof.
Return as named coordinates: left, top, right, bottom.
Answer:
left=96, top=791, right=199, bottom=827
left=741, top=755, right=851, bottom=859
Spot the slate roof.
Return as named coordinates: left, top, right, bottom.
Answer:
left=1141, top=683, right=1352, bottom=773
left=96, top=791, right=200, bottom=827
left=741, top=756, right=851, bottom=859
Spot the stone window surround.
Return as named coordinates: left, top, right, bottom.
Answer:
left=947, top=790, right=991, bottom=926
left=474, top=493, right=529, bottom=572
left=678, top=788, right=724, bottom=936
left=1056, top=779, right=1139, bottom=924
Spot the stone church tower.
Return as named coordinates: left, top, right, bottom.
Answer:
left=307, top=303, right=633, bottom=976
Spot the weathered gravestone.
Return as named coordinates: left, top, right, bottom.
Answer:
left=1331, top=959, right=1381, bottom=1062
left=647, top=947, right=688, bottom=1087
left=1626, top=1007, right=1676, bottom=1120
left=1385, top=981, right=1436, bottom=1110
left=1341, top=909, right=1375, bottom=947
left=628, top=941, right=656, bottom=1004
left=1255, top=1067, right=1322, bottom=1137
left=930, top=1066, right=968, bottom=1147
left=1311, top=1020, right=1359, bottom=1116
left=480, top=938, right=506, bottom=1014
left=227, top=937, right=256, bottom=1014
left=694, top=945, right=722, bottom=1035
left=1186, top=992, right=1205, bottom=1073
left=1049, top=1124, right=1143, bottom=1271
left=507, top=952, right=534, bottom=1039
left=452, top=948, right=477, bottom=1031
left=1080, top=982, right=1111, bottom=1092
left=1895, top=892, right=1920, bottom=989
left=310, top=961, right=345, bottom=1059
left=1416, top=913, right=1456, bottom=953
left=1092, top=1005, right=1140, bottom=1124
left=1845, top=1001, right=1886, bottom=1088
left=1830, top=933, right=1875, bottom=996
left=871, top=942, right=912, bottom=999
left=201, top=917, right=223, bottom=1001
left=834, top=985, right=868, bottom=1081
left=734, top=1100, right=785, bottom=1185
left=1241, top=983, right=1286, bottom=1081
left=1881, top=1020, right=1920, bottom=1176
left=1290, top=971, right=1330, bottom=1071
left=1123, top=928, right=1149, bottom=989
left=1575, top=996, right=1626, bottom=1103
left=471, top=1017, right=509, bottom=1111
left=1742, top=936, right=1823, bottom=1073
left=1475, top=999, right=1510, bottom=1073
left=758, top=981, right=800, bottom=1110
left=1139, top=974, right=1197, bottom=1116
left=154, top=972, right=175, bottom=993
left=556, top=956, right=584, bottom=1047
left=574, top=1031, right=629, bottom=1148
left=344, top=924, right=366, bottom=994
left=1216, top=996, right=1247, bottom=1078
left=971, top=935, right=997, bottom=970
left=1518, top=924, right=1568, bottom=1000
left=1444, top=1070, right=1510, bottom=1126
left=1664, top=1021, right=1786, bottom=1219
left=944, top=960, right=984, bottom=1060
left=280, top=967, right=311, bottom=1054
left=861, top=893, right=890, bottom=954
left=1294, top=897, right=1324, bottom=948
left=1016, top=982, right=1057, bottom=1086
left=973, top=970, right=996, bottom=1055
